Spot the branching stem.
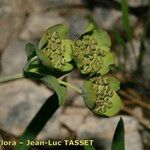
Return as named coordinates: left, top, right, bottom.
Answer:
left=58, top=79, right=82, bottom=94
left=0, top=73, right=82, bottom=94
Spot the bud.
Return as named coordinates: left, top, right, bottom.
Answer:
left=82, top=76, right=122, bottom=117
left=36, top=24, right=73, bottom=72
left=73, top=29, right=115, bottom=75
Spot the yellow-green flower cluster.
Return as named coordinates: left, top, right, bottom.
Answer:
left=36, top=24, right=73, bottom=72
left=73, top=30, right=115, bottom=75
left=90, top=77, right=114, bottom=113
left=82, top=76, right=122, bottom=117
left=74, top=35, right=103, bottom=73
left=42, top=32, right=66, bottom=70
left=24, top=23, right=122, bottom=117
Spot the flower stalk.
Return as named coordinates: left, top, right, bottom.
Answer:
left=0, top=72, right=82, bottom=94
left=58, top=79, right=82, bottom=94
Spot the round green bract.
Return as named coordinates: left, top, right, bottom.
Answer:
left=36, top=24, right=73, bottom=72
left=82, top=76, right=122, bottom=117
left=73, top=29, right=115, bottom=75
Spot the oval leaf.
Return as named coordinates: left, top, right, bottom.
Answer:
left=93, top=29, right=111, bottom=48
left=41, top=75, right=67, bottom=105
left=38, top=32, right=48, bottom=49
left=82, top=81, right=96, bottom=109
left=107, top=77, right=120, bottom=91
left=25, top=43, right=36, bottom=60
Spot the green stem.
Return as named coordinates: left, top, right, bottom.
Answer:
left=58, top=79, right=82, bottom=94
left=0, top=73, right=83, bottom=94
left=0, top=73, right=24, bottom=84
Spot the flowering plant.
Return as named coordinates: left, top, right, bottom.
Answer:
left=0, top=22, right=124, bottom=150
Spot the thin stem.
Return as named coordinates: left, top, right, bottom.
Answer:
left=58, top=79, right=82, bottom=94
left=0, top=72, right=83, bottom=94
left=0, top=73, right=24, bottom=84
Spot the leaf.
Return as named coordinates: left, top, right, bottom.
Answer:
left=103, top=52, right=116, bottom=66
left=59, top=39, right=74, bottom=72
left=24, top=58, right=40, bottom=72
left=25, top=43, right=36, bottom=60
left=46, top=24, right=69, bottom=39
left=93, top=29, right=111, bottom=48
left=107, top=77, right=120, bottom=91
left=61, top=63, right=73, bottom=72
left=23, top=57, right=44, bottom=80
left=98, top=52, right=116, bottom=75
left=36, top=48, right=52, bottom=69
left=41, top=75, right=67, bottom=105
left=62, top=39, right=73, bottom=62
left=111, top=118, right=125, bottom=150
left=38, top=24, right=69, bottom=50
left=82, top=81, right=97, bottom=109
left=84, top=145, right=96, bottom=150
left=24, top=71, right=43, bottom=81
left=121, top=0, right=132, bottom=40
left=24, top=58, right=67, bottom=80
left=14, top=93, right=59, bottom=150
left=38, top=32, right=48, bottom=49
left=85, top=15, right=97, bottom=32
